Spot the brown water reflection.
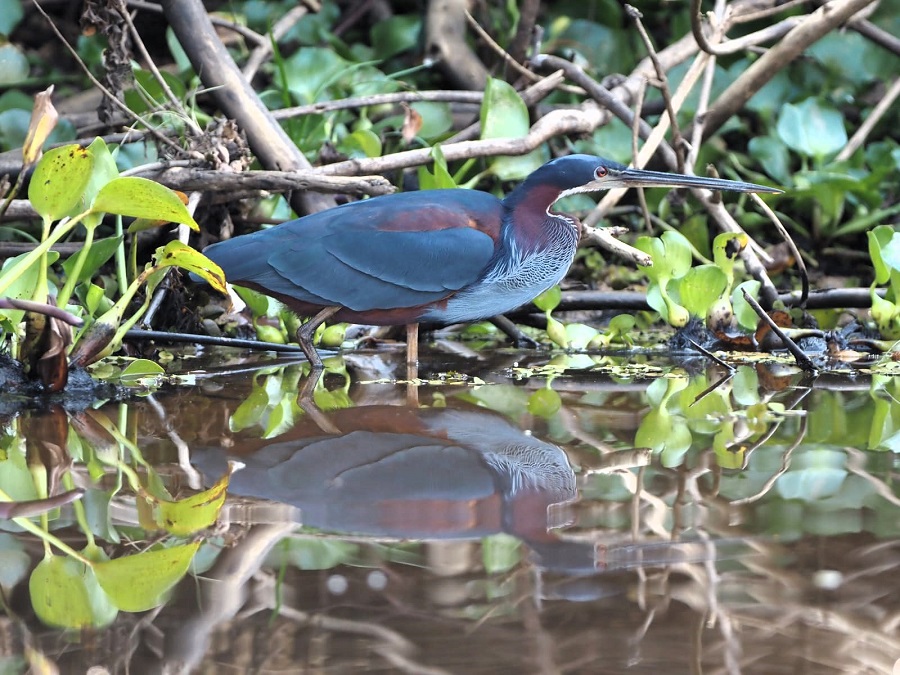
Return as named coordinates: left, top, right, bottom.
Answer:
left=2, top=349, right=899, bottom=674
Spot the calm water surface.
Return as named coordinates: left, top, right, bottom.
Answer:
left=2, top=346, right=898, bottom=674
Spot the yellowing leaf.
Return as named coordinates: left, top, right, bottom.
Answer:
left=155, top=240, right=227, bottom=294
left=145, top=462, right=239, bottom=536
left=92, top=177, right=199, bottom=230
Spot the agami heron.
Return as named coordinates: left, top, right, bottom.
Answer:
left=201, top=155, right=780, bottom=367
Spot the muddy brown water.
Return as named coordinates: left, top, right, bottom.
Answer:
left=1, top=346, right=898, bottom=674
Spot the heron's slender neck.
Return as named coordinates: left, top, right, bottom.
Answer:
left=501, top=180, right=578, bottom=254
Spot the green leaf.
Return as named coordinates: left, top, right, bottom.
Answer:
left=370, top=15, right=420, bottom=59
left=92, top=177, right=199, bottom=230
left=119, top=359, right=165, bottom=382
left=418, top=145, right=457, bottom=190
left=0, top=0, right=24, bottom=37
left=480, top=77, right=545, bottom=180
left=230, top=385, right=271, bottom=432
left=482, top=533, right=521, bottom=574
left=565, top=322, right=599, bottom=349
left=877, top=230, right=900, bottom=274
left=748, top=135, right=791, bottom=184
left=82, top=137, right=120, bottom=208
left=267, top=538, right=357, bottom=570
left=546, top=316, right=568, bottom=348
left=320, top=323, right=347, bottom=348
left=711, top=232, right=747, bottom=284
left=29, top=555, right=118, bottom=629
left=868, top=225, right=896, bottom=284
left=527, top=388, right=562, bottom=418
left=0, top=44, right=28, bottom=85
left=61, top=235, right=122, bottom=287
left=336, top=128, right=382, bottom=159
left=155, top=240, right=226, bottom=293
left=276, top=47, right=350, bottom=104
left=732, top=280, right=762, bottom=331
left=28, top=144, right=95, bottom=221
left=93, top=542, right=200, bottom=612
left=410, top=101, right=453, bottom=140
left=678, top=265, right=728, bottom=318
left=533, top=286, right=561, bottom=312
left=776, top=98, right=848, bottom=160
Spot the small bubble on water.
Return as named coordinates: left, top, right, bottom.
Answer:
left=327, top=574, right=349, bottom=595
left=367, top=570, right=388, bottom=590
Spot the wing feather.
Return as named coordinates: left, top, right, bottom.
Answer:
left=206, top=190, right=503, bottom=312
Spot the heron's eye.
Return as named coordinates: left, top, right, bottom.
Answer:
left=595, top=166, right=608, bottom=178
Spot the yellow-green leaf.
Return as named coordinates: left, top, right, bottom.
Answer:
left=29, top=554, right=118, bottom=629
left=92, top=177, right=198, bottom=230
left=28, top=144, right=95, bottom=221
left=155, top=240, right=226, bottom=293
left=93, top=542, right=200, bottom=612
left=148, top=462, right=238, bottom=535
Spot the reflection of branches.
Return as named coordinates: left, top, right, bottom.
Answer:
left=844, top=446, right=900, bottom=508
left=245, top=571, right=454, bottom=675
left=730, top=415, right=808, bottom=506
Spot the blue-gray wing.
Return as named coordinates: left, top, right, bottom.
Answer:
left=204, top=190, right=504, bottom=311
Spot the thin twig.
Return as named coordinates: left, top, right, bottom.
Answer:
left=29, top=0, right=191, bottom=158
left=630, top=78, right=653, bottom=229
left=741, top=289, right=818, bottom=373
left=531, top=54, right=677, bottom=169
left=836, top=76, right=900, bottom=161
left=627, top=5, right=686, bottom=171
left=580, top=226, right=653, bottom=267
left=751, top=193, right=808, bottom=307
left=243, top=4, right=311, bottom=80
left=687, top=338, right=735, bottom=371
left=0, top=298, right=84, bottom=326
left=588, top=48, right=711, bottom=226
left=688, top=9, right=721, bottom=167
left=731, top=416, right=807, bottom=504
left=697, top=0, right=880, bottom=140
left=690, top=0, right=731, bottom=57
left=464, top=9, right=543, bottom=84
left=115, top=0, right=202, bottom=135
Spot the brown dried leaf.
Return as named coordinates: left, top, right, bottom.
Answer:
left=23, top=86, right=59, bottom=167
left=401, top=103, right=423, bottom=145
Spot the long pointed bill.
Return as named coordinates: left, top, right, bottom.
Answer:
left=582, top=167, right=782, bottom=194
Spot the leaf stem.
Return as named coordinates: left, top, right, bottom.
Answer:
left=0, top=210, right=90, bottom=297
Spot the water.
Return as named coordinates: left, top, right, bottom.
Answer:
left=1, top=346, right=898, bottom=674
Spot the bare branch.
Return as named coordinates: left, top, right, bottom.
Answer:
left=158, top=0, right=336, bottom=214
left=697, top=0, right=880, bottom=140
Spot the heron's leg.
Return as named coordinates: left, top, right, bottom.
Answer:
left=297, top=306, right=341, bottom=370
left=406, top=323, right=419, bottom=365
left=406, top=323, right=419, bottom=407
